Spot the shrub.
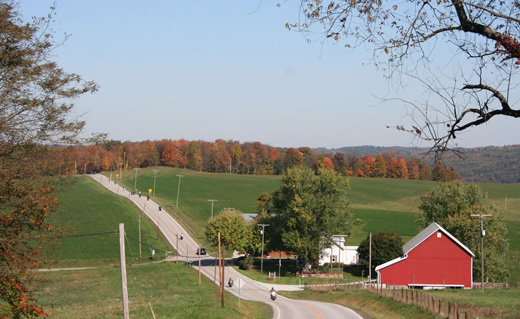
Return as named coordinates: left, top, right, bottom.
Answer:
left=238, top=256, right=254, bottom=270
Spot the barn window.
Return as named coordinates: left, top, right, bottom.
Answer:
left=437, top=232, right=441, bottom=238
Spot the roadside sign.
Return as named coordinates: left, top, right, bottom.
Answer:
left=148, top=188, right=152, bottom=194
left=236, top=278, right=244, bottom=309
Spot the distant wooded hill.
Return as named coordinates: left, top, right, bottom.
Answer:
left=314, top=145, right=520, bottom=183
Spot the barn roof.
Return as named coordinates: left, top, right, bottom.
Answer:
left=403, top=222, right=474, bottom=257
left=375, top=222, right=474, bottom=272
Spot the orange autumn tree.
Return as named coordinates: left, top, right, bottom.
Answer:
left=0, top=146, right=58, bottom=319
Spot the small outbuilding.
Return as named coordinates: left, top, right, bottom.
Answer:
left=375, top=222, right=474, bottom=288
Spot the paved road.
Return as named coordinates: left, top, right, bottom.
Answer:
left=91, top=174, right=363, bottom=319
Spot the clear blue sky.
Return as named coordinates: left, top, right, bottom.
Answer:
left=18, top=0, right=519, bottom=149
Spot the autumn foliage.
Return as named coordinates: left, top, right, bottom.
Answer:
left=50, top=139, right=458, bottom=182
left=0, top=145, right=57, bottom=318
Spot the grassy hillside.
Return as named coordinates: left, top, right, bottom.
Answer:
left=36, top=177, right=270, bottom=318
left=46, top=177, right=171, bottom=266
left=111, top=167, right=520, bottom=284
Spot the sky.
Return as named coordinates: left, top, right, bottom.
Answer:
left=17, top=0, right=520, bottom=149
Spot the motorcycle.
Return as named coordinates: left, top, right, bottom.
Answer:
left=270, top=290, right=277, bottom=301
left=228, top=278, right=233, bottom=288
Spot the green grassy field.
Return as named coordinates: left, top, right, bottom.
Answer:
left=34, top=262, right=270, bottom=319
left=36, top=176, right=270, bottom=318
left=46, top=177, right=172, bottom=267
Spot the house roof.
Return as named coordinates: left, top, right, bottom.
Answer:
left=375, top=222, right=474, bottom=272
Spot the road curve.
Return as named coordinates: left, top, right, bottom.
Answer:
left=91, top=174, right=363, bottom=319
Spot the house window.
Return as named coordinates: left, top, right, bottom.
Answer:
left=437, top=232, right=442, bottom=238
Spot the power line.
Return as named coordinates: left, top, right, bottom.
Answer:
left=62, top=231, right=119, bottom=238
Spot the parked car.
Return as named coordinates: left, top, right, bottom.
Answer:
left=196, top=248, right=207, bottom=255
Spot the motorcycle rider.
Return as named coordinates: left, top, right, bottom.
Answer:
left=270, top=287, right=277, bottom=300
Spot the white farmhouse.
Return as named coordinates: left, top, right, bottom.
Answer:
left=319, top=235, right=359, bottom=266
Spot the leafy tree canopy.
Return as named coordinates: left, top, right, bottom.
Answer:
left=263, top=166, right=353, bottom=266
left=357, top=232, right=404, bottom=277
left=204, top=209, right=261, bottom=257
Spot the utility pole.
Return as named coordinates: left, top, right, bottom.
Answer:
left=123, top=152, right=126, bottom=171
left=199, top=244, right=202, bottom=286
left=258, top=224, right=269, bottom=273
left=471, top=213, right=493, bottom=292
left=138, top=216, right=142, bottom=260
left=120, top=161, right=123, bottom=180
left=134, top=168, right=140, bottom=192
left=208, top=199, right=217, bottom=218
left=176, top=234, right=179, bottom=263
left=369, top=232, right=372, bottom=286
left=176, top=175, right=184, bottom=207
left=119, top=223, right=130, bottom=319
left=218, top=232, right=223, bottom=306
left=152, top=169, right=159, bottom=197
left=222, top=247, right=225, bottom=308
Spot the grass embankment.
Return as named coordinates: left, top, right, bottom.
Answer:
left=284, top=288, right=520, bottom=319
left=283, top=290, right=440, bottom=319
left=428, top=289, right=520, bottom=319
left=36, top=176, right=270, bottom=318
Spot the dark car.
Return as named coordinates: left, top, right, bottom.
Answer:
left=196, top=248, right=207, bottom=255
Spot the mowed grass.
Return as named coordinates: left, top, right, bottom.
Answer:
left=109, top=168, right=520, bottom=282
left=34, top=262, right=270, bottom=319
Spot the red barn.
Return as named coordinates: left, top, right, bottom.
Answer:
left=375, top=222, right=474, bottom=288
